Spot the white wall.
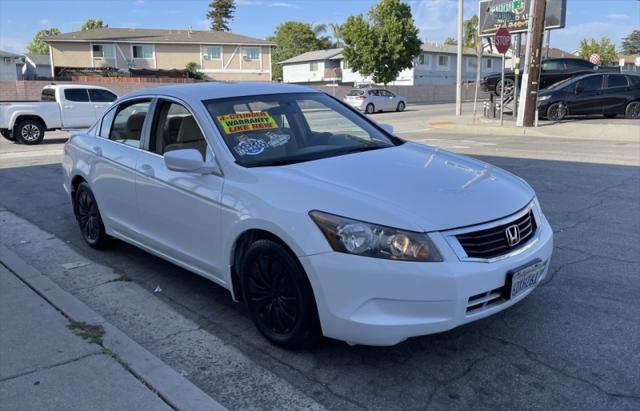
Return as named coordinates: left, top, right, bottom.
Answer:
left=282, top=61, right=325, bottom=83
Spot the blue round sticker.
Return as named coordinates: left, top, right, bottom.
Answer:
left=234, top=138, right=268, bottom=156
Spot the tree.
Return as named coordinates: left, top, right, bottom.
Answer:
left=27, top=28, right=60, bottom=54
left=207, top=0, right=235, bottom=32
left=81, top=19, right=107, bottom=30
left=463, top=15, right=479, bottom=50
left=312, top=23, right=335, bottom=49
left=444, top=37, right=457, bottom=46
left=185, top=62, right=205, bottom=80
left=342, top=0, right=421, bottom=85
left=329, top=23, right=344, bottom=47
left=578, top=37, right=617, bottom=66
left=621, top=30, right=640, bottom=55
left=268, top=21, right=329, bottom=81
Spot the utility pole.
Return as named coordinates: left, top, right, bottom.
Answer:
left=455, top=0, right=463, bottom=116
left=517, top=0, right=546, bottom=127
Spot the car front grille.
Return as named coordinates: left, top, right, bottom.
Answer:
left=455, top=210, right=537, bottom=260
left=466, top=286, right=505, bottom=313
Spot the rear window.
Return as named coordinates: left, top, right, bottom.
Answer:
left=347, top=90, right=364, bottom=96
left=64, top=89, right=90, bottom=102
left=41, top=88, right=56, bottom=102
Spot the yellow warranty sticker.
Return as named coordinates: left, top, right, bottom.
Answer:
left=217, top=112, right=278, bottom=134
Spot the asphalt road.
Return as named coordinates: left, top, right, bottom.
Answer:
left=1, top=104, right=639, bottom=410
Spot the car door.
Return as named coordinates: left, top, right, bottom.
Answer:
left=567, top=75, right=605, bottom=115
left=134, top=98, right=225, bottom=278
left=88, top=89, right=118, bottom=122
left=61, top=88, right=96, bottom=128
left=89, top=99, right=152, bottom=239
left=379, top=90, right=397, bottom=110
left=602, top=74, right=630, bottom=115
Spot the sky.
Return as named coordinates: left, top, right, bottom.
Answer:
left=0, top=0, right=638, bottom=54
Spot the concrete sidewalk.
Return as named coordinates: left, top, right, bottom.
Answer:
left=0, top=245, right=225, bottom=411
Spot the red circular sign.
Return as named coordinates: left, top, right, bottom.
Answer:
left=495, top=28, right=511, bottom=54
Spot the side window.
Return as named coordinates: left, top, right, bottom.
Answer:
left=607, top=75, right=628, bottom=89
left=109, top=100, right=151, bottom=148
left=542, top=61, right=566, bottom=71
left=152, top=101, right=207, bottom=158
left=41, top=88, right=56, bottom=101
left=89, top=89, right=117, bottom=102
left=64, top=89, right=90, bottom=102
left=580, top=75, right=603, bottom=92
left=99, top=107, right=117, bottom=138
left=380, top=90, right=395, bottom=97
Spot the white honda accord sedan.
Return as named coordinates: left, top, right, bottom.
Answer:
left=62, top=82, right=553, bottom=348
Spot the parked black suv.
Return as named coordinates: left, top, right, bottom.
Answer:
left=481, top=57, right=621, bottom=97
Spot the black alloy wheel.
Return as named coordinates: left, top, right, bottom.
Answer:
left=365, top=103, right=375, bottom=114
left=625, top=101, right=640, bottom=119
left=546, top=102, right=567, bottom=122
left=74, top=183, right=113, bottom=249
left=496, top=78, right=515, bottom=97
left=242, top=240, right=320, bottom=349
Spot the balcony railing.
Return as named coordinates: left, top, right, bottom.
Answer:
left=324, top=67, right=342, bottom=80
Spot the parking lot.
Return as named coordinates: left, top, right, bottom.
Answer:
left=1, top=103, right=639, bottom=409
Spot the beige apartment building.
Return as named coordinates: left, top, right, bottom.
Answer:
left=44, top=28, right=273, bottom=81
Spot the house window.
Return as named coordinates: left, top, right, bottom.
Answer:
left=204, top=46, right=221, bottom=60
left=418, top=53, right=430, bottom=65
left=438, top=55, right=449, bottom=67
left=242, top=47, right=260, bottom=61
left=310, top=62, right=318, bottom=71
left=132, top=45, right=154, bottom=59
left=485, top=58, right=493, bottom=69
left=92, top=44, right=114, bottom=59
left=466, top=57, right=477, bottom=71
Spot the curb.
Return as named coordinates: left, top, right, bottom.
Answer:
left=0, top=244, right=227, bottom=411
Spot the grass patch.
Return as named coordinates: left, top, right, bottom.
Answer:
left=67, top=320, right=105, bottom=345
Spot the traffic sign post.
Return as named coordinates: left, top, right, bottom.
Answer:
left=495, top=27, right=511, bottom=126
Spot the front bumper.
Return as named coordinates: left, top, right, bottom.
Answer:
left=299, top=214, right=553, bottom=346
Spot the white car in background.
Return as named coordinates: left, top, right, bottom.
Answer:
left=62, top=82, right=553, bottom=348
left=344, top=88, right=406, bottom=114
left=0, top=84, right=117, bottom=145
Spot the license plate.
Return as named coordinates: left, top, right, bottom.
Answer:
left=505, top=259, right=546, bottom=299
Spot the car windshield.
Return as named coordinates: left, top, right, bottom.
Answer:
left=204, top=92, right=400, bottom=167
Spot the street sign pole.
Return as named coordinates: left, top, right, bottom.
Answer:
left=500, top=53, right=505, bottom=126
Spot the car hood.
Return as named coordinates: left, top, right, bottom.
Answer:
left=279, top=142, right=534, bottom=232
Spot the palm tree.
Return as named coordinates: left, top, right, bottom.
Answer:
left=329, top=23, right=344, bottom=47
left=463, top=15, right=479, bottom=50
left=81, top=19, right=107, bottom=31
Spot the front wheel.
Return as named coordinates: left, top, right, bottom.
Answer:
left=1, top=129, right=15, bottom=141
left=496, top=78, right=515, bottom=97
left=365, top=103, right=375, bottom=114
left=241, top=239, right=320, bottom=349
left=15, top=119, right=45, bottom=145
left=74, top=182, right=114, bottom=249
left=625, top=101, right=640, bottom=119
left=396, top=101, right=405, bottom=112
left=546, top=102, right=567, bottom=122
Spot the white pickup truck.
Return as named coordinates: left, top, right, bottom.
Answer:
left=0, top=84, right=117, bottom=145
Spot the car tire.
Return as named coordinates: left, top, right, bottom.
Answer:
left=241, top=239, right=321, bottom=349
left=365, top=103, right=375, bottom=114
left=496, top=78, right=515, bottom=97
left=396, top=102, right=405, bottom=112
left=625, top=101, right=640, bottom=119
left=14, top=119, right=45, bottom=145
left=0, top=129, right=15, bottom=141
left=74, top=182, right=114, bottom=249
left=546, top=102, right=567, bottom=122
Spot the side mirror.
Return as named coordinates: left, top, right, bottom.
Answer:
left=379, top=123, right=394, bottom=134
left=164, top=149, right=219, bottom=174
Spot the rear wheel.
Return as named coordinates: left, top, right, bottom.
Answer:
left=241, top=239, right=320, bottom=349
left=546, top=102, right=567, bottom=122
left=365, top=103, right=375, bottom=114
left=0, top=129, right=15, bottom=141
left=74, top=182, right=114, bottom=249
left=396, top=101, right=405, bottom=112
left=496, top=78, right=515, bottom=97
left=625, top=101, right=640, bottom=119
left=14, top=119, right=45, bottom=145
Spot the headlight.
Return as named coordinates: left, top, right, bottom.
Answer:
left=309, top=211, right=443, bottom=262
left=537, top=95, right=551, bottom=102
left=532, top=196, right=545, bottom=227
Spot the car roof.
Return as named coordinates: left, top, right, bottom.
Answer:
left=122, top=82, right=320, bottom=101
left=43, top=84, right=113, bottom=91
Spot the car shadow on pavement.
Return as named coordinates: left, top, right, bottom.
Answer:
left=0, top=156, right=638, bottom=410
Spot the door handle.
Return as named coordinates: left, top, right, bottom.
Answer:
left=92, top=146, right=102, bottom=156
left=140, top=164, right=154, bottom=177
left=64, top=105, right=73, bottom=109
